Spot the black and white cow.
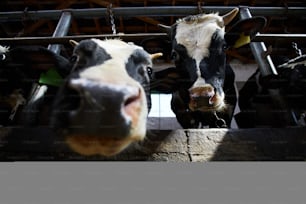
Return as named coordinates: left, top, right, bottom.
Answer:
left=236, top=54, right=306, bottom=128
left=0, top=39, right=159, bottom=157
left=152, top=8, right=267, bottom=128
left=153, top=8, right=241, bottom=128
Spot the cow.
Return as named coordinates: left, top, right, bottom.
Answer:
left=235, top=53, right=306, bottom=128
left=0, top=44, right=72, bottom=127
left=0, top=39, right=160, bottom=157
left=153, top=8, right=266, bottom=128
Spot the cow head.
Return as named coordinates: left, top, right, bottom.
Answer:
left=51, top=39, right=158, bottom=156
left=158, top=8, right=239, bottom=114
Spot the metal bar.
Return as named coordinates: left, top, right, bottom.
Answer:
left=0, top=6, right=305, bottom=22
left=253, top=34, right=306, bottom=42
left=239, top=7, right=300, bottom=126
left=239, top=7, right=277, bottom=76
left=1, top=33, right=306, bottom=46
left=0, top=33, right=168, bottom=46
left=47, top=11, right=72, bottom=54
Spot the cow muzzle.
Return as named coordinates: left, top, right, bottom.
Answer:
left=60, top=77, right=147, bottom=156
left=188, top=83, right=225, bottom=112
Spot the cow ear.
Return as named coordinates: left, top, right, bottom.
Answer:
left=150, top=52, right=163, bottom=60
left=158, top=24, right=172, bottom=36
left=222, top=8, right=239, bottom=26
left=150, top=67, right=181, bottom=93
left=225, top=16, right=267, bottom=48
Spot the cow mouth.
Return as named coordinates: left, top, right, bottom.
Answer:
left=188, top=85, right=225, bottom=112
left=188, top=93, right=225, bottom=112
left=65, top=133, right=144, bottom=156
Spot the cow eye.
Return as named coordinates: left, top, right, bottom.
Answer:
left=222, top=43, right=228, bottom=51
left=171, top=50, right=179, bottom=61
left=147, top=67, right=153, bottom=76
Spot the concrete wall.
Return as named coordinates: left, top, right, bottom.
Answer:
left=1, top=127, right=306, bottom=161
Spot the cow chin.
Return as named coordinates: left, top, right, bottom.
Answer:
left=65, top=133, right=145, bottom=156
left=64, top=97, right=148, bottom=156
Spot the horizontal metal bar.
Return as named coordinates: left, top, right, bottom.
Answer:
left=0, top=33, right=169, bottom=46
left=2, top=33, right=306, bottom=46
left=253, top=34, right=306, bottom=42
left=0, top=6, right=305, bottom=22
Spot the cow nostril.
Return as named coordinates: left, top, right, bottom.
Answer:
left=124, top=88, right=141, bottom=107
left=123, top=88, right=142, bottom=119
left=125, top=94, right=139, bottom=107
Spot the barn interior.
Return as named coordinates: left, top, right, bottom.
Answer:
left=0, top=1, right=306, bottom=161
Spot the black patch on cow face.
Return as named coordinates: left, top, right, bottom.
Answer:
left=125, top=49, right=151, bottom=86
left=171, top=39, right=197, bottom=88
left=125, top=49, right=152, bottom=110
left=72, top=39, right=111, bottom=71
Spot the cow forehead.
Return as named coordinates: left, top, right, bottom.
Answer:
left=90, top=38, right=151, bottom=70
left=175, top=14, right=225, bottom=59
left=79, top=39, right=151, bottom=84
left=91, top=39, right=146, bottom=61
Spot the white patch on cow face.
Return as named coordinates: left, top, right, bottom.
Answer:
left=175, top=14, right=225, bottom=80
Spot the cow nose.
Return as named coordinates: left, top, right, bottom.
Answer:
left=67, top=78, right=142, bottom=137
left=189, top=84, right=215, bottom=109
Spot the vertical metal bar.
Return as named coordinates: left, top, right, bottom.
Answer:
left=47, top=11, right=72, bottom=54
left=26, top=12, right=72, bottom=119
left=239, top=7, right=277, bottom=76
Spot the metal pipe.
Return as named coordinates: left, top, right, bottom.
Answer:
left=47, top=11, right=72, bottom=54
left=239, top=7, right=299, bottom=125
left=0, top=6, right=305, bottom=22
left=239, top=7, right=277, bottom=76
left=253, top=34, right=306, bottom=42
left=1, top=33, right=306, bottom=46
left=0, top=33, right=168, bottom=45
